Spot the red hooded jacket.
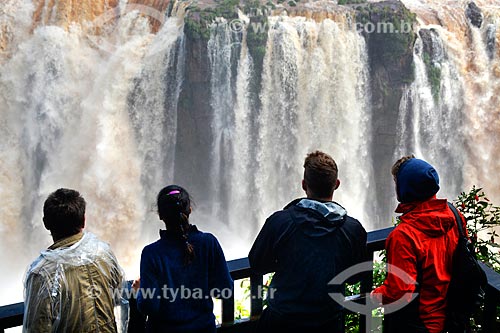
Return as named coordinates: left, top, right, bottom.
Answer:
left=373, top=197, right=466, bottom=333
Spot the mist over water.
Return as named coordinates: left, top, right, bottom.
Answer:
left=0, top=1, right=188, bottom=304
left=0, top=0, right=499, bottom=310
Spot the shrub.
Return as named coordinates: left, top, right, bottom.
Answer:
left=455, top=186, right=500, bottom=272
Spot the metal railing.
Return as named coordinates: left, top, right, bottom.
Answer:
left=2, top=227, right=499, bottom=333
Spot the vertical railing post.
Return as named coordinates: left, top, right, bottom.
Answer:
left=250, top=274, right=263, bottom=320
left=360, top=251, right=375, bottom=333
left=341, top=284, right=346, bottom=332
left=482, top=285, right=497, bottom=333
left=221, top=280, right=235, bottom=326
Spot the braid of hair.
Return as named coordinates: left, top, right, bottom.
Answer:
left=179, top=212, right=195, bottom=265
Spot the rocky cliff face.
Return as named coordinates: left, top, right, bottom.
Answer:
left=361, top=1, right=416, bottom=226
left=30, top=0, right=173, bottom=29
left=0, top=0, right=174, bottom=62
left=31, top=0, right=119, bottom=29
left=175, top=29, right=213, bottom=201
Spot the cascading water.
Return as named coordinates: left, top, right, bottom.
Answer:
left=462, top=10, right=500, bottom=200
left=207, top=18, right=238, bottom=225
left=207, top=14, right=258, bottom=239
left=0, top=0, right=186, bottom=305
left=396, top=28, right=466, bottom=201
left=203, top=14, right=373, bottom=248
left=127, top=8, right=186, bottom=242
left=256, top=16, right=373, bottom=227
left=398, top=0, right=500, bottom=202
left=229, top=14, right=257, bottom=237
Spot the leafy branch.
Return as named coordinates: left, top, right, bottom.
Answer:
left=455, top=186, right=500, bottom=272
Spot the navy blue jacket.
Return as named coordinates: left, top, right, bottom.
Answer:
left=249, top=198, right=367, bottom=323
left=137, top=226, right=233, bottom=332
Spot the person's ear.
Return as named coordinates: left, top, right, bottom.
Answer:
left=82, top=216, right=86, bottom=229
left=302, top=179, right=307, bottom=192
left=334, top=179, right=340, bottom=190
left=42, top=216, right=50, bottom=231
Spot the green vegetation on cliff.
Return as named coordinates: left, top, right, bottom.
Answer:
left=422, top=52, right=441, bottom=102
left=185, top=0, right=240, bottom=40
left=364, top=4, right=416, bottom=56
left=360, top=2, right=417, bottom=85
left=185, top=0, right=273, bottom=41
left=338, top=0, right=367, bottom=4
left=184, top=0, right=269, bottom=107
left=246, top=16, right=268, bottom=66
left=246, top=14, right=268, bottom=110
left=418, top=28, right=443, bottom=102
left=183, top=0, right=418, bottom=105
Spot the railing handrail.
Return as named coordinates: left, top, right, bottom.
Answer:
left=2, top=226, right=499, bottom=332
left=0, top=302, right=23, bottom=330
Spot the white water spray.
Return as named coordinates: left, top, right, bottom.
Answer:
left=256, top=16, right=373, bottom=226
left=396, top=28, right=465, bottom=200
left=0, top=1, right=186, bottom=305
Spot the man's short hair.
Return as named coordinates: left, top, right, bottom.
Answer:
left=391, top=154, right=416, bottom=179
left=303, top=151, right=338, bottom=198
left=43, top=188, right=86, bottom=238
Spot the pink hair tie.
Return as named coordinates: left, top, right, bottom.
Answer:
left=167, top=190, right=180, bottom=195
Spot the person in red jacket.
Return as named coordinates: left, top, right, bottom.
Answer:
left=371, top=155, right=466, bottom=333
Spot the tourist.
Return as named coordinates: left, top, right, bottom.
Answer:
left=371, top=155, right=465, bottom=333
left=137, top=185, right=233, bottom=332
left=249, top=150, right=368, bottom=332
left=23, top=188, right=128, bottom=332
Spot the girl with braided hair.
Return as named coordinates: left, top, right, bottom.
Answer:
left=137, top=185, right=233, bottom=332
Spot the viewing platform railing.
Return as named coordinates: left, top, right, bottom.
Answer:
left=1, top=227, right=499, bottom=332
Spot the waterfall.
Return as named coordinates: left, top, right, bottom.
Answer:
left=0, top=0, right=186, bottom=305
left=226, top=14, right=257, bottom=237
left=205, top=14, right=260, bottom=247
left=201, top=14, right=373, bottom=251
left=127, top=4, right=186, bottom=241
left=207, top=18, right=237, bottom=224
left=396, top=28, right=465, bottom=200
left=256, top=16, right=373, bottom=227
left=397, top=0, right=500, bottom=202
left=463, top=13, right=500, bottom=200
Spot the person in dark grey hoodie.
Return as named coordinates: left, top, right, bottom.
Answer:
left=249, top=150, right=368, bottom=333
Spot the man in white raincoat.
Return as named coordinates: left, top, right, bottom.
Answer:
left=23, top=188, right=128, bottom=333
